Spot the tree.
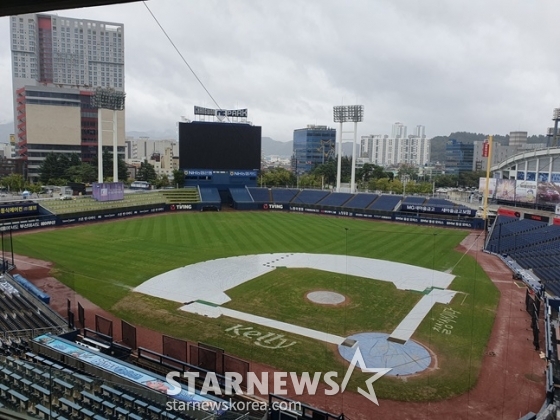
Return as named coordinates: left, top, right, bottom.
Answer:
left=313, top=160, right=336, bottom=186
left=311, top=156, right=353, bottom=186
left=0, top=174, right=25, bottom=192
left=66, top=163, right=98, bottom=184
left=39, top=153, right=69, bottom=184
left=261, top=168, right=296, bottom=187
left=369, top=177, right=391, bottom=193
left=25, top=183, right=43, bottom=194
left=136, top=161, right=158, bottom=184
left=154, top=173, right=170, bottom=189
left=434, top=174, right=458, bottom=188
left=90, top=150, right=129, bottom=182
left=298, top=174, right=320, bottom=188
left=397, top=164, right=419, bottom=181
left=69, top=153, right=81, bottom=168
left=458, top=171, right=486, bottom=188
left=172, top=170, right=184, bottom=188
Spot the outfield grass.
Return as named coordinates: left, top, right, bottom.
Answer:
left=12, top=212, right=499, bottom=401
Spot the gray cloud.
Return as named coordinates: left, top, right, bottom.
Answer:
left=0, top=0, right=559, bottom=141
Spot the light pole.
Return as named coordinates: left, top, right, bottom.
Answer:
left=401, top=174, right=410, bottom=197
left=333, top=105, right=364, bottom=193
left=546, top=127, right=554, bottom=148
left=552, top=108, right=560, bottom=148
left=92, top=88, right=126, bottom=183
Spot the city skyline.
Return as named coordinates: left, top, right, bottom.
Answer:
left=0, top=1, right=559, bottom=142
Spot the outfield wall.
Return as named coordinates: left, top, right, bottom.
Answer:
left=260, top=203, right=484, bottom=229
left=0, top=200, right=483, bottom=233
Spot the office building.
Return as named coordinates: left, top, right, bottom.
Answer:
left=292, top=125, right=336, bottom=174
left=445, top=139, right=474, bottom=175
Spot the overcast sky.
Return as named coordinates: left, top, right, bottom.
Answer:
left=0, top=0, right=559, bottom=141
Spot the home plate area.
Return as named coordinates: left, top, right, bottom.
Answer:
left=134, top=253, right=457, bottom=376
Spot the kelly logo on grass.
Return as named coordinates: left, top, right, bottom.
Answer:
left=165, top=348, right=390, bottom=405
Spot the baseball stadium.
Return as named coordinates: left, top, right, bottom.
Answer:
left=0, top=110, right=557, bottom=420
left=0, top=2, right=558, bottom=420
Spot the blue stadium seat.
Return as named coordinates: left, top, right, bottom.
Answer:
left=317, top=192, right=354, bottom=207
left=199, top=188, right=221, bottom=204
left=343, top=193, right=378, bottom=209
left=402, top=196, right=425, bottom=205
left=248, top=188, right=271, bottom=203
left=271, top=188, right=299, bottom=203
left=229, top=188, right=253, bottom=203
left=368, top=195, right=403, bottom=211
left=291, top=190, right=330, bottom=205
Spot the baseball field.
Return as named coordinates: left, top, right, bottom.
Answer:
left=11, top=211, right=499, bottom=401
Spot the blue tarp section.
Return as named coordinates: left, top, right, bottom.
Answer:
left=12, top=274, right=50, bottom=304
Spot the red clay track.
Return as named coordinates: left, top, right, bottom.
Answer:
left=11, top=231, right=546, bottom=419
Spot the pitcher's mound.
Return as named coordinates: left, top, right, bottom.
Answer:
left=307, top=291, right=346, bottom=305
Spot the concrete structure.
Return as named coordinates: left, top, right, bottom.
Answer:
left=491, top=147, right=560, bottom=182
left=124, top=138, right=178, bottom=162
left=292, top=125, right=336, bottom=175
left=473, top=141, right=517, bottom=172
left=10, top=13, right=125, bottom=180
left=509, top=131, right=528, bottom=150
left=360, top=123, right=430, bottom=167
left=0, top=142, right=15, bottom=158
left=148, top=146, right=175, bottom=178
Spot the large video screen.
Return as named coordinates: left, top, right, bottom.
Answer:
left=179, top=122, right=261, bottom=171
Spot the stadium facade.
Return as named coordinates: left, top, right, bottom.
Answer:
left=10, top=13, right=125, bottom=180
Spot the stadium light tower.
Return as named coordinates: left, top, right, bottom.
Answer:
left=92, top=87, right=125, bottom=183
left=552, top=108, right=560, bottom=148
left=333, top=105, right=364, bottom=192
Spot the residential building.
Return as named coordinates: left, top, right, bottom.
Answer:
left=147, top=146, right=175, bottom=178
left=124, top=138, right=178, bottom=162
left=292, top=125, right=336, bottom=174
left=509, top=131, right=528, bottom=150
left=10, top=13, right=125, bottom=180
left=360, top=123, right=430, bottom=167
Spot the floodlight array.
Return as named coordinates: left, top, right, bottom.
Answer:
left=333, top=105, right=364, bottom=123
left=92, top=87, right=126, bottom=110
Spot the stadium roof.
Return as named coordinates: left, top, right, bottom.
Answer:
left=0, top=0, right=140, bottom=17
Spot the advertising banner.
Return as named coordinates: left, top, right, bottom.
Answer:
left=482, top=141, right=489, bottom=157
left=523, top=213, right=549, bottom=223
left=515, top=180, right=537, bottom=203
left=478, top=178, right=497, bottom=196
left=185, top=169, right=213, bottom=176
left=0, top=202, right=39, bottom=219
left=92, top=182, right=124, bottom=202
left=495, top=179, right=516, bottom=201
left=400, top=204, right=477, bottom=217
left=536, top=182, right=560, bottom=205
left=497, top=208, right=521, bottom=218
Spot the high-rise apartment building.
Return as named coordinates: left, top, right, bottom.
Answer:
left=10, top=13, right=125, bottom=181
left=360, top=123, right=430, bottom=167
